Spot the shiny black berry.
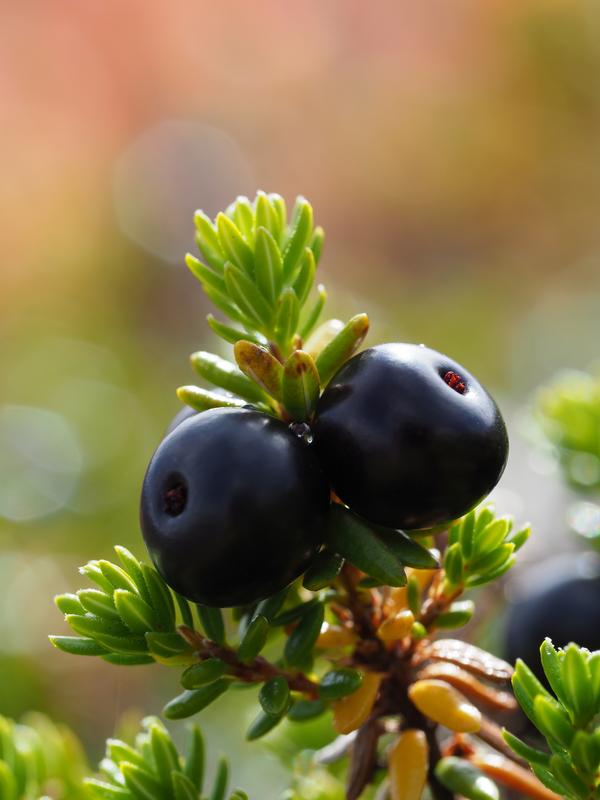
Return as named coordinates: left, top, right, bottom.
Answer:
left=313, top=343, right=508, bottom=530
left=505, top=572, right=600, bottom=685
left=140, top=407, right=329, bottom=607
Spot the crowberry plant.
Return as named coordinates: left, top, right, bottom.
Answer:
left=21, top=190, right=595, bottom=799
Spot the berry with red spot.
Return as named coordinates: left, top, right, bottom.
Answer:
left=313, top=343, right=508, bottom=530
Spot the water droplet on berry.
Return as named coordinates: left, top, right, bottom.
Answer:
left=289, top=422, right=314, bottom=444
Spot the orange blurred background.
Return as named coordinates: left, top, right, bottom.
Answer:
left=2, top=1, right=600, bottom=794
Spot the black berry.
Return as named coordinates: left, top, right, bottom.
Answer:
left=140, top=407, right=329, bottom=607
left=313, top=343, right=508, bottom=530
left=505, top=573, right=600, bottom=685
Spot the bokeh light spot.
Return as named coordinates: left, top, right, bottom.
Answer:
left=0, top=405, right=82, bottom=522
left=114, top=121, right=254, bottom=263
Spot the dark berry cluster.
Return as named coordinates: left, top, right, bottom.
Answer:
left=140, top=342, right=508, bottom=607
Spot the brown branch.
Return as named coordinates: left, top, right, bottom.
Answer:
left=178, top=625, right=319, bottom=698
left=474, top=716, right=528, bottom=767
left=346, top=719, right=382, bottom=800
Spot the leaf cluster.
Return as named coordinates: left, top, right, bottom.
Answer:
left=535, top=368, right=600, bottom=492
left=506, top=639, right=600, bottom=799
left=444, top=505, right=530, bottom=591
left=86, top=717, right=247, bottom=800
left=0, top=712, right=89, bottom=800
left=189, top=192, right=324, bottom=352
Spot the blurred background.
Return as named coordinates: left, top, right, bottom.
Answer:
left=2, top=0, right=600, bottom=795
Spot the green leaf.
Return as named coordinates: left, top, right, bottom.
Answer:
left=94, top=634, right=149, bottom=656
left=435, top=600, right=475, bottom=630
left=282, top=198, right=313, bottom=280
left=121, top=762, right=163, bottom=800
left=115, top=590, right=156, bottom=634
left=255, top=587, right=289, bottom=621
left=102, top=653, right=155, bottom=666
left=274, top=288, right=300, bottom=350
left=287, top=699, right=326, bottom=722
left=468, top=543, right=514, bottom=575
left=281, top=350, right=320, bottom=421
left=190, top=351, right=266, bottom=404
left=54, top=592, right=85, bottom=615
left=246, top=709, right=285, bottom=741
left=209, top=756, right=229, bottom=800
left=185, top=254, right=227, bottom=294
left=66, top=613, right=129, bottom=639
left=150, top=724, right=180, bottom=792
left=172, top=772, right=198, bottom=800
left=80, top=561, right=115, bottom=594
left=512, top=659, right=554, bottom=725
left=175, top=593, right=194, bottom=629
left=548, top=754, right=590, bottom=798
left=259, top=677, right=290, bottom=716
left=299, top=284, right=327, bottom=340
left=284, top=603, right=324, bottom=667
left=254, top=227, right=283, bottom=305
left=443, top=543, right=464, bottom=586
left=163, top=680, right=230, bottom=721
left=589, top=651, right=600, bottom=713
left=233, top=341, right=283, bottom=401
left=206, top=315, right=264, bottom=346
left=176, top=386, right=247, bottom=413
left=474, top=507, right=495, bottom=535
left=570, top=730, right=600, bottom=777
left=85, top=778, right=131, bottom=799
left=325, top=505, right=407, bottom=587
left=76, top=588, right=118, bottom=619
left=224, top=263, right=273, bottom=328
left=184, top=726, right=205, bottom=790
left=458, top=511, right=476, bottom=560
left=202, top=282, right=248, bottom=324
left=254, top=192, right=277, bottom=240
left=181, top=659, right=227, bottom=689
left=315, top=313, right=370, bottom=387
left=145, top=632, right=192, bottom=662
left=217, top=213, right=254, bottom=276
left=434, top=757, right=499, bottom=800
left=501, top=729, right=552, bottom=768
left=98, top=560, right=140, bottom=594
left=465, top=555, right=516, bottom=587
left=49, top=635, right=109, bottom=657
left=197, top=605, right=225, bottom=645
left=271, top=599, right=319, bottom=627
left=268, top=193, right=287, bottom=243
left=374, top=528, right=439, bottom=569
left=115, top=547, right=151, bottom=604
left=141, top=565, right=176, bottom=631
left=309, top=226, right=325, bottom=264
left=237, top=615, right=269, bottom=663
left=540, top=639, right=569, bottom=708
left=319, top=668, right=363, bottom=700
left=530, top=764, right=568, bottom=796
left=533, top=695, right=573, bottom=748
left=194, top=211, right=226, bottom=271
left=292, top=248, right=316, bottom=305
left=508, top=524, right=531, bottom=552
left=228, top=196, right=254, bottom=244
left=473, top=518, right=510, bottom=556
left=562, top=643, right=593, bottom=724
left=407, top=575, right=421, bottom=616
left=302, top=549, right=345, bottom=592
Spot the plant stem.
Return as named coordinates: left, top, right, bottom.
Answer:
left=178, top=625, right=319, bottom=698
